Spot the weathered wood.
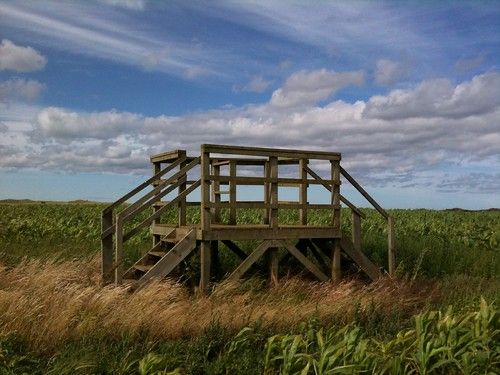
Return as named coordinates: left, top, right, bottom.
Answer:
left=211, top=157, right=300, bottom=167
left=200, top=241, right=211, bottom=292
left=101, top=210, right=113, bottom=285
left=201, top=226, right=341, bottom=241
left=202, top=144, right=341, bottom=161
left=152, top=161, right=162, bottom=247
left=207, top=174, right=336, bottom=186
left=229, top=160, right=237, bottom=225
left=221, top=240, right=247, bottom=260
left=263, top=161, right=270, bottom=225
left=114, top=216, right=124, bottom=284
left=123, top=180, right=201, bottom=242
left=211, top=240, right=220, bottom=280
left=268, top=248, right=279, bottom=286
left=212, top=164, right=221, bottom=223
left=331, top=238, right=341, bottom=283
left=340, top=237, right=381, bottom=281
left=305, top=239, right=330, bottom=274
left=340, top=166, right=389, bottom=219
left=269, top=156, right=278, bottom=229
left=103, top=156, right=186, bottom=215
left=200, top=150, right=211, bottom=293
left=207, top=201, right=338, bottom=210
left=299, top=159, right=308, bottom=225
left=388, top=216, right=395, bottom=276
left=150, top=149, right=185, bottom=163
left=134, top=230, right=197, bottom=290
left=178, top=151, right=187, bottom=226
left=331, top=160, right=341, bottom=230
left=304, top=165, right=365, bottom=219
left=280, top=241, right=329, bottom=282
left=227, top=240, right=278, bottom=281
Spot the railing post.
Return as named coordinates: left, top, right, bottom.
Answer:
left=101, top=210, right=113, bottom=285
left=152, top=161, right=161, bottom=246
left=388, top=216, right=395, bottom=276
left=263, top=161, right=270, bottom=225
left=229, top=160, right=237, bottom=225
left=114, top=215, right=124, bottom=284
left=299, top=158, right=308, bottom=225
left=268, top=156, right=279, bottom=286
left=331, top=159, right=341, bottom=282
left=178, top=150, right=187, bottom=226
left=200, top=147, right=211, bottom=293
left=211, top=163, right=221, bottom=224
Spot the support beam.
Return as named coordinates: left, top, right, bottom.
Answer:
left=331, top=239, right=341, bottom=283
left=280, top=241, right=329, bottom=282
left=228, top=240, right=277, bottom=281
left=199, top=148, right=211, bottom=292
left=178, top=151, right=187, bottom=226
left=114, top=216, right=124, bottom=284
left=229, top=160, right=237, bottom=225
left=299, top=159, right=308, bottom=225
left=101, top=210, right=113, bottom=285
left=352, top=211, right=362, bottom=252
left=268, top=248, right=279, bottom=287
left=153, top=161, right=162, bottom=246
left=212, top=164, right=221, bottom=224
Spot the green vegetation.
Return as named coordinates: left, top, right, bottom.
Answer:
left=0, top=202, right=498, bottom=373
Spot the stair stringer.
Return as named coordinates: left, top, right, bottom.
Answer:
left=134, top=229, right=197, bottom=290
left=339, top=237, right=381, bottom=281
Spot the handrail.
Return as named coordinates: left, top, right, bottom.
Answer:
left=340, top=166, right=389, bottom=219
left=102, top=156, right=186, bottom=215
left=303, top=165, right=366, bottom=219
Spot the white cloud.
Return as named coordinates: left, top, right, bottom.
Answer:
left=1, top=71, right=499, bottom=195
left=101, top=0, right=146, bottom=11
left=270, top=69, right=364, bottom=108
left=0, top=78, right=45, bottom=102
left=237, top=76, right=273, bottom=93
left=364, top=72, right=500, bottom=120
left=0, top=39, right=47, bottom=72
left=374, top=59, right=409, bottom=85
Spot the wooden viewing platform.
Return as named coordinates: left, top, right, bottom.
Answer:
left=101, top=144, right=395, bottom=292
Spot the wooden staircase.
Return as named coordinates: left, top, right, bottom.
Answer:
left=122, top=228, right=197, bottom=290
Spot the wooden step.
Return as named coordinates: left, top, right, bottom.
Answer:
left=134, top=264, right=153, bottom=273
left=148, top=251, right=167, bottom=258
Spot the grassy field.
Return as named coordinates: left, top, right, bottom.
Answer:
left=0, top=202, right=498, bottom=374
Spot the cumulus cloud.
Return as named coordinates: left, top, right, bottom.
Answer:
left=236, top=76, right=273, bottom=93
left=374, top=59, right=410, bottom=85
left=1, top=71, right=499, bottom=195
left=0, top=78, right=45, bottom=102
left=364, top=72, right=500, bottom=120
left=270, top=69, right=365, bottom=108
left=0, top=39, right=47, bottom=72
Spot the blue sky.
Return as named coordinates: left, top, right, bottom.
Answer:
left=0, top=0, right=499, bottom=208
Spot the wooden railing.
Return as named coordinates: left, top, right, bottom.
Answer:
left=100, top=154, right=200, bottom=284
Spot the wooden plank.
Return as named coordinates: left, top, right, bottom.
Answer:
left=269, top=156, right=278, bottom=229
left=202, top=144, right=341, bottom=160
left=331, top=238, right=341, bottom=282
left=331, top=160, right=341, bottom=230
left=212, top=164, right=221, bottom=223
left=101, top=210, right=114, bottom=285
left=152, top=161, right=161, bottom=247
left=340, top=166, right=389, bottom=219
left=304, top=165, right=365, bottom=219
left=268, top=248, right=279, bottom=286
left=263, top=161, right=270, bottom=225
left=305, top=239, right=330, bottom=274
left=200, top=150, right=211, bottom=293
left=227, top=240, right=278, bottom=281
left=211, top=241, right=220, bottom=280
left=211, top=158, right=300, bottom=167
left=388, top=216, right=395, bottom=276
left=280, top=241, right=329, bottom=282
left=207, top=175, right=336, bottom=186
left=178, top=151, right=187, bottom=226
left=229, top=160, right=236, bottom=224
left=206, top=201, right=338, bottom=210
left=340, top=237, right=381, bottom=281
left=200, top=241, right=211, bottom=292
left=134, top=230, right=197, bottom=289
left=123, top=180, right=201, bottom=242
left=221, top=240, right=247, bottom=260
left=114, top=217, right=124, bottom=284
left=299, top=159, right=308, bottom=225
left=202, top=227, right=341, bottom=241
left=102, top=156, right=186, bottom=214
left=150, top=149, right=185, bottom=163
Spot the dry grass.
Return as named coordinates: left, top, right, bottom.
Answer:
left=0, top=257, right=440, bottom=354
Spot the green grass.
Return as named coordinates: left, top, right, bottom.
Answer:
left=0, top=202, right=498, bottom=373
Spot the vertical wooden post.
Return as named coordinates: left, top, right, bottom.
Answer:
left=200, top=147, right=211, bottom=292
left=263, top=161, right=270, bottom=225
left=211, top=240, right=220, bottom=281
left=178, top=151, right=187, bottom=226
left=331, top=159, right=341, bottom=282
left=352, top=211, right=361, bottom=252
left=388, top=216, right=395, bottom=276
left=101, top=210, right=113, bottom=285
left=229, top=160, right=237, bottom=225
left=114, top=215, right=124, bottom=284
left=299, top=159, right=308, bottom=225
left=212, top=163, right=221, bottom=224
left=152, top=161, right=161, bottom=246
left=268, top=157, right=279, bottom=285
